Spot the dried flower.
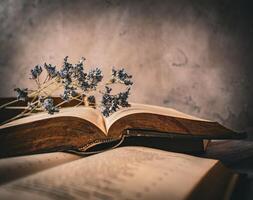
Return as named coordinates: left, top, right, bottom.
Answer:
left=87, top=68, right=103, bottom=90
left=8, top=56, right=133, bottom=120
left=42, top=97, right=59, bottom=114
left=117, top=87, right=131, bottom=107
left=60, top=86, right=77, bottom=101
left=87, top=95, right=96, bottom=107
left=30, top=65, right=43, bottom=79
left=100, top=86, right=130, bottom=117
left=44, top=63, right=57, bottom=78
left=14, top=88, right=28, bottom=101
left=109, top=68, right=133, bottom=86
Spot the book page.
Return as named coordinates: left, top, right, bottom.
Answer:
left=105, top=103, right=210, bottom=131
left=0, top=106, right=107, bottom=134
left=0, top=152, right=80, bottom=186
left=0, top=147, right=218, bottom=200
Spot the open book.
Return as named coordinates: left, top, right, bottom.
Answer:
left=0, top=103, right=245, bottom=158
left=0, top=146, right=243, bottom=200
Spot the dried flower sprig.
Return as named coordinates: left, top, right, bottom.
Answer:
left=101, top=86, right=131, bottom=117
left=109, top=68, right=133, bottom=85
left=1, top=57, right=133, bottom=123
left=41, top=97, right=59, bottom=114
left=14, top=88, right=28, bottom=101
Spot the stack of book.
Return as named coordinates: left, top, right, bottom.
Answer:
left=0, top=99, right=247, bottom=200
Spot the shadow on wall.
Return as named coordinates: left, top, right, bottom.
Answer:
left=0, top=0, right=253, bottom=132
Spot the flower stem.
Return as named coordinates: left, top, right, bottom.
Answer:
left=0, top=99, right=19, bottom=109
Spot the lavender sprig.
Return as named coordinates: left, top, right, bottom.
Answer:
left=42, top=97, right=59, bottom=114
left=14, top=88, right=28, bottom=101
left=30, top=65, right=43, bottom=79
left=5, top=57, right=133, bottom=122
left=109, top=68, right=133, bottom=85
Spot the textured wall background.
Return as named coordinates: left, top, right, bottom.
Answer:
left=0, top=0, right=253, bottom=132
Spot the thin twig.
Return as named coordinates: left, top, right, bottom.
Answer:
left=55, top=94, right=83, bottom=108
left=74, top=101, right=83, bottom=107
left=0, top=99, right=19, bottom=109
left=1, top=101, right=43, bottom=125
left=43, top=74, right=49, bottom=84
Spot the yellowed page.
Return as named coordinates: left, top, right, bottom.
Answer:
left=0, top=147, right=218, bottom=200
left=105, top=103, right=210, bottom=131
left=0, top=152, right=80, bottom=186
left=0, top=106, right=106, bottom=134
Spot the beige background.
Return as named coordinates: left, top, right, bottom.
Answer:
left=0, top=0, right=252, bottom=132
